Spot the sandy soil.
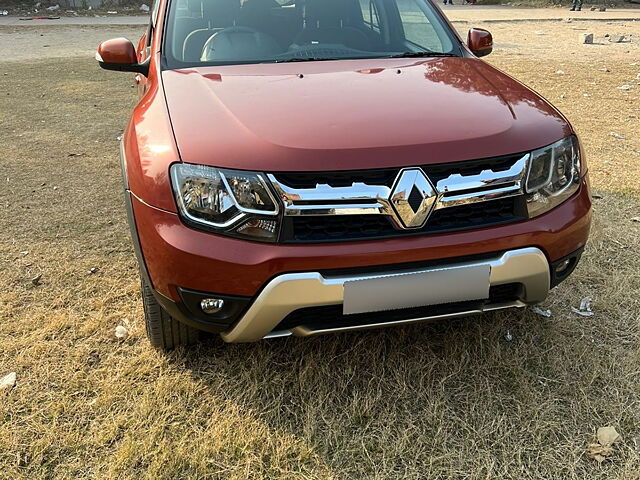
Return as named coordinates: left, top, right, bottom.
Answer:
left=0, top=25, right=145, bottom=61
left=0, top=10, right=639, bottom=480
left=461, top=18, right=640, bottom=61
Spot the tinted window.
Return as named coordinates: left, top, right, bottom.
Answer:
left=164, top=0, right=459, bottom=67
left=398, top=0, right=450, bottom=52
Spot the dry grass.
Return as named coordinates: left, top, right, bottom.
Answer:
left=1, top=20, right=640, bottom=479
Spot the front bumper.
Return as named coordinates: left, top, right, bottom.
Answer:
left=130, top=177, right=591, bottom=301
left=127, top=178, right=590, bottom=342
left=221, top=247, right=549, bottom=342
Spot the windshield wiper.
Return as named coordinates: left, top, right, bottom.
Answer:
left=274, top=52, right=457, bottom=63
left=387, top=52, right=457, bottom=58
left=275, top=57, right=338, bottom=63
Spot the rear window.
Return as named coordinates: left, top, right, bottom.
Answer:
left=163, top=0, right=460, bottom=67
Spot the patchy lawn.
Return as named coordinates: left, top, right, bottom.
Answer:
left=0, top=19, right=639, bottom=480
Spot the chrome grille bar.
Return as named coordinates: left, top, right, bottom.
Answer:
left=267, top=153, right=529, bottom=221
left=435, top=154, right=528, bottom=209
left=267, top=179, right=394, bottom=216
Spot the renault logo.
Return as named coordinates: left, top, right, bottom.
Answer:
left=389, top=168, right=437, bottom=229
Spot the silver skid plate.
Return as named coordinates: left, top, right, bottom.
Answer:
left=342, top=264, right=490, bottom=315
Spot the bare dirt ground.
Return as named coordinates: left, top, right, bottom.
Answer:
left=0, top=25, right=145, bottom=61
left=1, top=11, right=640, bottom=480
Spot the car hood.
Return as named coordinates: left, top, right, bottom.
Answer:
left=162, top=57, right=571, bottom=171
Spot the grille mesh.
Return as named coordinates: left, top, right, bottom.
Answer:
left=282, top=196, right=524, bottom=243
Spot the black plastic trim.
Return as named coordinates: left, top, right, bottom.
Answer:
left=98, top=58, right=150, bottom=76
left=550, top=246, right=584, bottom=288
left=122, top=182, right=153, bottom=288
left=148, top=288, right=250, bottom=334
left=320, top=250, right=507, bottom=277
left=274, top=283, right=523, bottom=332
left=178, top=288, right=251, bottom=329
left=280, top=196, right=527, bottom=244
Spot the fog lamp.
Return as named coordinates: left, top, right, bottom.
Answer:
left=555, top=259, right=571, bottom=274
left=200, top=298, right=225, bottom=314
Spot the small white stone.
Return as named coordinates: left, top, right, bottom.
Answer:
left=115, top=325, right=129, bottom=339
left=0, top=372, right=17, bottom=391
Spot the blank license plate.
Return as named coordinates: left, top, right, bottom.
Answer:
left=343, top=264, right=490, bottom=315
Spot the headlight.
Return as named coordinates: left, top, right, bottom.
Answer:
left=170, top=163, right=279, bottom=242
left=525, top=136, right=581, bottom=217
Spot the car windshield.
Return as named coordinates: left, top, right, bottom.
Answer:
left=163, top=0, right=460, bottom=67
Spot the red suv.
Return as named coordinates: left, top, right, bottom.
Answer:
left=97, top=0, right=591, bottom=349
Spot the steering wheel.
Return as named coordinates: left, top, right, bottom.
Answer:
left=201, top=26, right=283, bottom=62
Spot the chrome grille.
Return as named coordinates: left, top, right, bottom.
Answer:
left=269, top=153, right=530, bottom=243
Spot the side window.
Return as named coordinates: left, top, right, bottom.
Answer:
left=400, top=0, right=445, bottom=52
left=359, top=0, right=381, bottom=34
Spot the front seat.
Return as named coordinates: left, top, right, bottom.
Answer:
left=237, top=0, right=301, bottom=48
left=201, top=26, right=282, bottom=61
left=236, top=0, right=281, bottom=33
left=295, top=0, right=370, bottom=50
left=172, top=0, right=208, bottom=60
left=183, top=0, right=241, bottom=61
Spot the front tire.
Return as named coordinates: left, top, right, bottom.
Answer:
left=141, top=279, right=201, bottom=350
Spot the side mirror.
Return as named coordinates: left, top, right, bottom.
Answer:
left=96, top=38, right=149, bottom=76
left=467, top=28, right=493, bottom=57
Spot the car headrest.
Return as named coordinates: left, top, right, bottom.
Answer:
left=238, top=0, right=279, bottom=23
left=203, top=0, right=241, bottom=27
